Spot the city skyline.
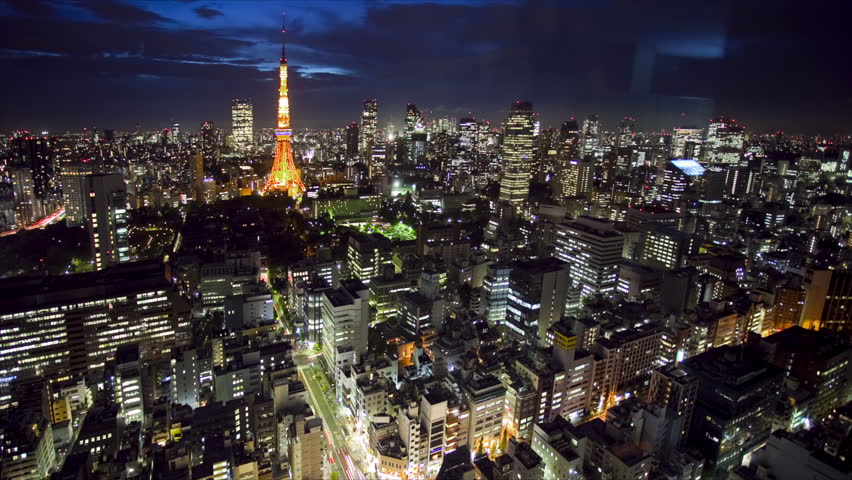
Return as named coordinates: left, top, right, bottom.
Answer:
left=2, top=0, right=852, bottom=134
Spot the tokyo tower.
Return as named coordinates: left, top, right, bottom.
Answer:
left=263, top=14, right=306, bottom=198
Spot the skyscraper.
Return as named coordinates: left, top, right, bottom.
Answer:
left=404, top=103, right=422, bottom=165
left=61, top=163, right=94, bottom=227
left=658, top=159, right=705, bottom=210
left=263, top=17, right=306, bottom=198
left=85, top=173, right=129, bottom=270
left=499, top=101, right=535, bottom=214
left=504, top=258, right=570, bottom=345
left=7, top=134, right=58, bottom=210
left=556, top=159, right=594, bottom=200
left=9, top=168, right=42, bottom=227
left=231, top=98, right=253, bottom=150
left=554, top=216, right=624, bottom=299
left=615, top=116, right=636, bottom=152
left=581, top=114, right=600, bottom=158
left=359, top=99, right=377, bottom=159
left=704, top=117, right=745, bottom=165
left=200, top=121, right=218, bottom=175
left=672, top=126, right=703, bottom=159
left=345, top=122, right=360, bottom=161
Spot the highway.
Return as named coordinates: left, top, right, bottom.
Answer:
left=296, top=351, right=365, bottom=480
left=0, top=207, right=66, bottom=237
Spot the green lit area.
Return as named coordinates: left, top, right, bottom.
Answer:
left=355, top=222, right=417, bottom=241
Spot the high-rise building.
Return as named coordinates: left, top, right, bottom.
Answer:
left=680, top=345, right=782, bottom=475
left=638, top=226, right=698, bottom=270
left=615, top=116, right=636, bottom=152
left=398, top=291, right=433, bottom=337
left=200, top=121, right=218, bottom=174
left=504, top=258, right=570, bottom=345
left=499, top=101, right=535, bottom=214
left=85, top=173, right=129, bottom=270
left=345, top=122, right=360, bottom=161
left=359, top=99, right=378, bottom=159
left=482, top=263, right=512, bottom=324
left=559, top=119, right=581, bottom=161
left=289, top=415, right=325, bottom=480
left=346, top=232, right=393, bottom=284
left=114, top=345, right=144, bottom=425
left=404, top=103, right=422, bottom=165
left=647, top=363, right=699, bottom=448
left=411, top=132, right=427, bottom=167
left=672, top=126, right=703, bottom=159
left=800, top=268, right=852, bottom=332
left=9, top=167, right=43, bottom=227
left=0, top=261, right=191, bottom=407
left=6, top=134, right=58, bottom=205
left=554, top=216, right=624, bottom=299
left=704, top=117, right=745, bottom=165
left=556, top=159, right=593, bottom=200
left=61, top=163, right=94, bottom=227
left=658, top=159, right=705, bottom=210
left=320, top=280, right=370, bottom=380
left=581, top=114, right=600, bottom=158
left=231, top=98, right=253, bottom=150
left=458, top=117, right=477, bottom=168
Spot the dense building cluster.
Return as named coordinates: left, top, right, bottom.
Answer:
left=3, top=25, right=852, bottom=480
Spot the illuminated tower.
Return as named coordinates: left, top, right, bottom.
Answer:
left=263, top=15, right=306, bottom=198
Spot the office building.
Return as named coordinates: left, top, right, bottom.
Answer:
left=231, top=98, right=253, bottom=150
left=201, top=121, right=218, bottom=174
left=289, top=415, right=325, bottom=480
left=345, top=122, right=360, bottom=161
left=321, top=280, right=370, bottom=378
left=499, top=101, right=535, bottom=214
left=0, top=261, right=190, bottom=407
left=658, top=159, right=705, bottom=210
left=800, top=268, right=852, bottom=332
left=6, top=134, right=58, bottom=206
left=581, top=114, right=600, bottom=158
left=504, top=258, right=570, bottom=345
left=462, top=374, right=506, bottom=454
left=114, top=344, right=144, bottom=425
left=672, top=126, right=704, bottom=159
left=704, top=117, right=745, bottom=165
left=359, top=99, right=378, bottom=159
left=84, top=173, right=129, bottom=270
left=556, top=159, right=593, bottom=200
left=681, top=345, right=782, bottom=474
left=9, top=167, right=43, bottom=227
left=554, top=216, right=624, bottom=299
left=60, top=163, right=94, bottom=227
left=482, top=263, right=512, bottom=325
left=346, top=232, right=393, bottom=284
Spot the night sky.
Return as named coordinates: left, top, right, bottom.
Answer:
left=1, top=0, right=851, bottom=135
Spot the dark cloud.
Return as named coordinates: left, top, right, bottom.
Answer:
left=194, top=5, right=223, bottom=20
left=0, top=0, right=850, bottom=134
left=80, top=0, right=171, bottom=25
left=4, top=0, right=55, bottom=15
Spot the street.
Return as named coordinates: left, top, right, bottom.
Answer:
left=295, top=351, right=366, bottom=480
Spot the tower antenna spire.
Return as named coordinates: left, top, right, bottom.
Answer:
left=280, top=12, right=286, bottom=63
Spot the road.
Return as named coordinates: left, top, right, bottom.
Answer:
left=296, top=351, right=365, bottom=480
left=0, top=207, right=66, bottom=237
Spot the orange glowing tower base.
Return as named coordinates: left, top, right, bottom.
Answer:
left=263, top=14, right=305, bottom=198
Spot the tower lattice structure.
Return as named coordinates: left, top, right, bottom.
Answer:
left=263, top=15, right=306, bottom=198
